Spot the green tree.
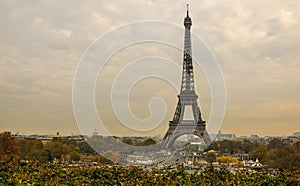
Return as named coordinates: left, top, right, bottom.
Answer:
left=206, top=150, right=217, bottom=165
left=292, top=141, right=300, bottom=153
left=70, top=151, right=81, bottom=161
left=102, top=150, right=127, bottom=164
left=242, top=140, right=255, bottom=153
left=268, top=146, right=299, bottom=170
left=185, top=144, right=199, bottom=152
left=143, top=138, right=156, bottom=146
left=122, top=138, right=133, bottom=145
left=26, top=148, right=47, bottom=162
left=44, top=142, right=74, bottom=159
left=77, top=141, right=96, bottom=155
left=267, top=138, right=285, bottom=150
left=252, top=147, right=268, bottom=164
left=18, top=139, right=44, bottom=161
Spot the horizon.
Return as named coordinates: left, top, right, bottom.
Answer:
left=2, top=129, right=299, bottom=138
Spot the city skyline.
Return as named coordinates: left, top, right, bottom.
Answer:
left=0, top=1, right=299, bottom=136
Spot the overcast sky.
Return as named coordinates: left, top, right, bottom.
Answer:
left=0, top=0, right=299, bottom=136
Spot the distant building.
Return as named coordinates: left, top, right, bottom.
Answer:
left=249, top=134, right=259, bottom=140
left=66, top=135, right=86, bottom=141
left=248, top=134, right=267, bottom=144
left=216, top=131, right=236, bottom=141
left=92, top=128, right=99, bottom=136
left=36, top=136, right=53, bottom=144
left=293, top=132, right=300, bottom=137
left=265, top=136, right=282, bottom=143
left=282, top=135, right=299, bottom=144
left=13, top=133, right=86, bottom=143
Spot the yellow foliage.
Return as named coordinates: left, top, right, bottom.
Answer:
left=218, top=156, right=239, bottom=164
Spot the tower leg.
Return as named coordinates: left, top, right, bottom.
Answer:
left=163, top=123, right=211, bottom=150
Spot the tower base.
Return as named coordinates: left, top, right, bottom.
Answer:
left=163, top=121, right=211, bottom=149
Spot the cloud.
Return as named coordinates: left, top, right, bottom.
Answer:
left=0, top=0, right=299, bottom=135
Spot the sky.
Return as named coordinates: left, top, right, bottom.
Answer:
left=0, top=0, right=299, bottom=137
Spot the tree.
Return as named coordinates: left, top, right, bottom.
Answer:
left=77, top=141, right=96, bottom=155
left=292, top=141, right=300, bottom=153
left=185, top=144, right=199, bottom=152
left=252, top=147, right=268, bottom=164
left=218, top=156, right=239, bottom=164
left=206, top=150, right=217, bottom=165
left=122, top=138, right=133, bottom=145
left=18, top=139, right=44, bottom=161
left=268, top=146, right=299, bottom=170
left=242, top=140, right=255, bottom=153
left=267, top=138, right=285, bottom=150
left=143, top=138, right=156, bottom=146
left=70, top=151, right=81, bottom=161
left=208, top=140, right=252, bottom=154
left=102, top=150, right=127, bottom=164
left=44, top=142, right=74, bottom=159
left=0, top=132, right=20, bottom=160
left=26, top=148, right=47, bottom=162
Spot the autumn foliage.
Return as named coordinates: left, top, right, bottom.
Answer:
left=0, top=161, right=299, bottom=185
left=0, top=132, right=20, bottom=161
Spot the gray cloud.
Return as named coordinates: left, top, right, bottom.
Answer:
left=0, top=0, right=299, bottom=136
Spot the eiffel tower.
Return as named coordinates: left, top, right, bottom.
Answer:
left=163, top=5, right=211, bottom=149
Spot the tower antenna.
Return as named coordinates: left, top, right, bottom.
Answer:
left=186, top=4, right=189, bottom=17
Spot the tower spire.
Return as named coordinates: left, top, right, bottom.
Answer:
left=184, top=4, right=192, bottom=29
left=186, top=4, right=189, bottom=17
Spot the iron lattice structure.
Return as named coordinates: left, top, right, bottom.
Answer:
left=163, top=5, right=211, bottom=149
